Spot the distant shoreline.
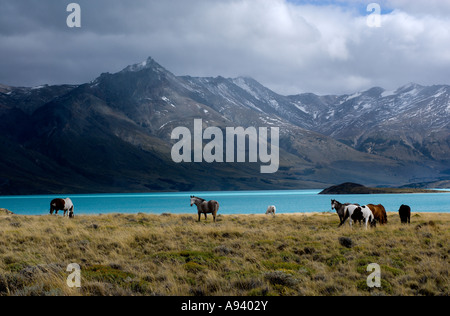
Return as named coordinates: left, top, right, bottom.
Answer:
left=3, top=211, right=450, bottom=217
left=1, top=186, right=450, bottom=197
left=319, top=183, right=450, bottom=195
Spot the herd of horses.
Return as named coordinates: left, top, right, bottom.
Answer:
left=49, top=196, right=412, bottom=228
left=331, top=199, right=411, bottom=228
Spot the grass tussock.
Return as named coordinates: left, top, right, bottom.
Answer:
left=0, top=212, right=448, bottom=296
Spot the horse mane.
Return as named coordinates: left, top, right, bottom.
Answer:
left=192, top=196, right=206, bottom=202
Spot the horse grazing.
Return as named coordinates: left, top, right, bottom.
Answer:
left=367, top=204, right=387, bottom=224
left=339, top=204, right=360, bottom=227
left=50, top=198, right=74, bottom=218
left=339, top=204, right=376, bottom=229
left=354, top=205, right=377, bottom=229
left=399, top=204, right=411, bottom=224
left=332, top=200, right=360, bottom=227
left=266, top=205, right=276, bottom=216
left=190, top=196, right=219, bottom=222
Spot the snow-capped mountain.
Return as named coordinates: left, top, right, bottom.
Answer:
left=286, top=83, right=450, bottom=163
left=0, top=57, right=448, bottom=194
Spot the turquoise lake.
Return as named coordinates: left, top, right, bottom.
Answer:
left=0, top=190, right=449, bottom=215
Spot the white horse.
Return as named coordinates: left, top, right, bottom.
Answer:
left=266, top=205, right=276, bottom=216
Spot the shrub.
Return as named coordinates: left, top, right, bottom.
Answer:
left=264, top=271, right=298, bottom=287
left=84, top=265, right=135, bottom=285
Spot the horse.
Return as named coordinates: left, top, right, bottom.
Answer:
left=266, top=205, right=276, bottom=216
left=190, top=196, right=219, bottom=222
left=50, top=198, right=74, bottom=218
left=331, top=200, right=360, bottom=227
left=339, top=204, right=360, bottom=227
left=367, top=204, right=388, bottom=224
left=399, top=204, right=411, bottom=224
left=353, top=205, right=377, bottom=229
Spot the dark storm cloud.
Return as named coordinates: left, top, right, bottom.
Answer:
left=0, top=0, right=449, bottom=95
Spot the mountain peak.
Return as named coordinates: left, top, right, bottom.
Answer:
left=0, top=84, right=12, bottom=94
left=395, top=82, right=423, bottom=94
left=120, top=57, right=166, bottom=74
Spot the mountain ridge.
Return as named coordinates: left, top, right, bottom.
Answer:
left=0, top=57, right=448, bottom=195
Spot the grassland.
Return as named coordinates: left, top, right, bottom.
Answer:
left=0, top=210, right=448, bottom=296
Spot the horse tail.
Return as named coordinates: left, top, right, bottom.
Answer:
left=343, top=206, right=348, bottom=218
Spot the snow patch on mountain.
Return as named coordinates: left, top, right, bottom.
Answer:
left=161, top=96, right=176, bottom=108
left=232, top=77, right=261, bottom=101
left=381, top=90, right=396, bottom=98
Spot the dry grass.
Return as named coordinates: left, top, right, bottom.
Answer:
left=0, top=211, right=448, bottom=296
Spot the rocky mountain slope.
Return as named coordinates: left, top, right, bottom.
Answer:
left=0, top=57, right=448, bottom=194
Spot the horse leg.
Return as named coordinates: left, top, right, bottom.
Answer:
left=339, top=212, right=349, bottom=227
left=198, top=212, right=201, bottom=222
left=204, top=213, right=207, bottom=221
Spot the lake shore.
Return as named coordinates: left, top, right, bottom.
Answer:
left=0, top=212, right=448, bottom=296
left=319, top=183, right=450, bottom=195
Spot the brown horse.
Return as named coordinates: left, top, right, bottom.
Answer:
left=367, top=204, right=387, bottom=224
left=190, top=196, right=219, bottom=222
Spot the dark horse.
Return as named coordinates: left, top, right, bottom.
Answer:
left=50, top=198, right=74, bottom=218
left=190, top=196, right=219, bottom=222
left=399, top=204, right=411, bottom=224
left=331, top=199, right=360, bottom=227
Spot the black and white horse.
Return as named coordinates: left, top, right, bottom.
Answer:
left=353, top=205, right=377, bottom=229
left=340, top=204, right=376, bottom=229
left=331, top=200, right=360, bottom=227
left=190, top=196, right=219, bottom=222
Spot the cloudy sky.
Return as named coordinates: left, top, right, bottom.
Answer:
left=1, top=0, right=449, bottom=95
